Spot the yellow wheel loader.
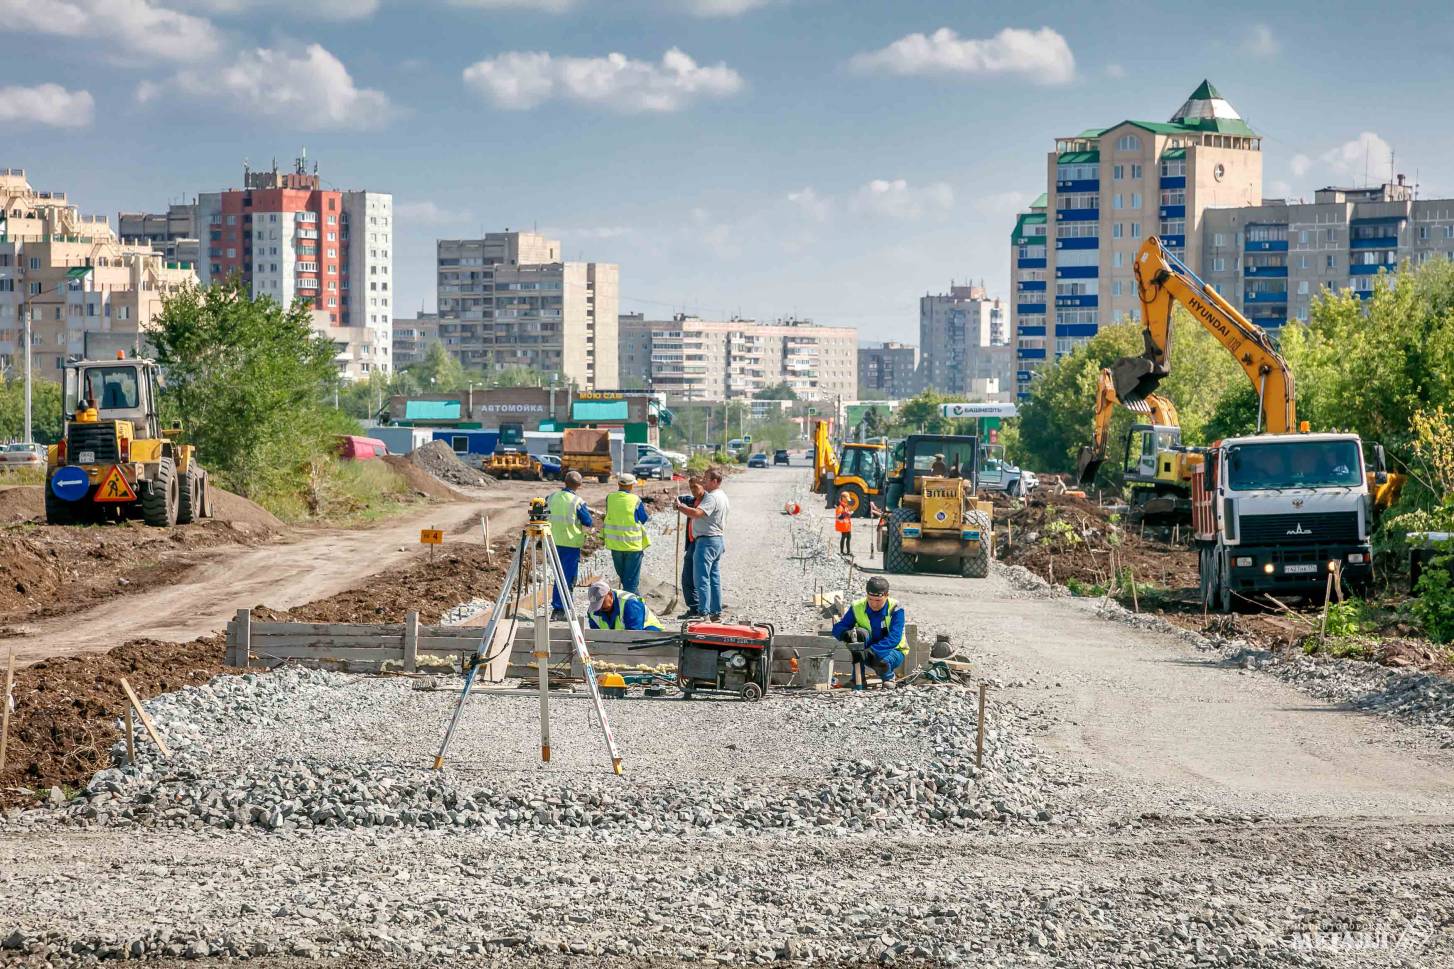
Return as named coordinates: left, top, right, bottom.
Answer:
left=44, top=355, right=210, bottom=527
left=882, top=434, right=993, bottom=579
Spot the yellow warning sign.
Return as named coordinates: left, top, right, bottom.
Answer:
left=94, top=465, right=137, bottom=503
left=419, top=529, right=444, bottom=545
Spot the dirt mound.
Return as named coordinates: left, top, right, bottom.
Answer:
left=208, top=486, right=285, bottom=530
left=382, top=454, right=471, bottom=501
left=0, top=486, right=43, bottom=523
left=408, top=440, right=493, bottom=489
left=0, top=635, right=229, bottom=801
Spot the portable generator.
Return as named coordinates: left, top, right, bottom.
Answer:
left=677, top=621, right=773, bottom=701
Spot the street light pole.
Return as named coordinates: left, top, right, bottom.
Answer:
left=22, top=300, right=32, bottom=444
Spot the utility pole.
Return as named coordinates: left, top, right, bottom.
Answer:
left=21, top=301, right=32, bottom=444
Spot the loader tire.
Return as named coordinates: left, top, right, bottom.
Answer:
left=142, top=457, right=179, bottom=527
left=177, top=464, right=204, bottom=524
left=884, top=507, right=915, bottom=575
left=961, top=509, right=992, bottom=579
left=45, top=485, right=79, bottom=526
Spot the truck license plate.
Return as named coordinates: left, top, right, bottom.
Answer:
left=1284, top=563, right=1318, bottom=574
left=78, top=451, right=95, bottom=465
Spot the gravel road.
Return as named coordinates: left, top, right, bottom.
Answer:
left=4, top=466, right=1454, bottom=967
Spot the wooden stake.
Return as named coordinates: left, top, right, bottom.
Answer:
left=123, top=704, right=135, bottom=767
left=1318, top=569, right=1336, bottom=647
left=1129, top=569, right=1140, bottom=613
left=119, top=678, right=171, bottom=761
left=976, top=682, right=987, bottom=769
left=0, top=646, right=13, bottom=775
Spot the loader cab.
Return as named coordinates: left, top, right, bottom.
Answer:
left=64, top=358, right=161, bottom=440
left=1122, top=423, right=1182, bottom=485
left=885, top=434, right=981, bottom=510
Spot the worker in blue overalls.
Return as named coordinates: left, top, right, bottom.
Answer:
left=832, top=576, right=907, bottom=689
left=548, top=471, right=595, bottom=621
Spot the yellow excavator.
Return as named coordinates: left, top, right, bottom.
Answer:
left=810, top=418, right=837, bottom=494
left=1076, top=368, right=1197, bottom=521
left=1111, top=235, right=1394, bottom=608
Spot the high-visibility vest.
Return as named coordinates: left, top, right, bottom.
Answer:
left=835, top=506, right=852, bottom=533
left=589, top=591, right=664, bottom=631
left=548, top=488, right=586, bottom=548
left=603, top=490, right=650, bottom=552
left=851, top=596, right=906, bottom=654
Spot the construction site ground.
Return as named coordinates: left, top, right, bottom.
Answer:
left=4, top=467, right=1454, bottom=966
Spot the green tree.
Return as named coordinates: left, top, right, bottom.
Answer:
left=861, top=405, right=890, bottom=439
left=402, top=342, right=467, bottom=392
left=149, top=280, right=357, bottom=499
left=891, top=390, right=954, bottom=435
left=0, top=377, right=64, bottom=443
left=753, top=382, right=798, bottom=401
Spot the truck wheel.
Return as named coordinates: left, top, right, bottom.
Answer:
left=177, top=464, right=203, bottom=524
left=598, top=474, right=610, bottom=484
left=1216, top=554, right=1233, bottom=613
left=884, top=507, right=914, bottom=574
left=142, top=457, right=179, bottom=527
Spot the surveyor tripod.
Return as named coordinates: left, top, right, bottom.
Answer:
left=433, top=497, right=624, bottom=775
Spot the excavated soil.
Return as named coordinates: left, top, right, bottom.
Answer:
left=408, top=440, right=494, bottom=488
left=381, top=455, right=472, bottom=502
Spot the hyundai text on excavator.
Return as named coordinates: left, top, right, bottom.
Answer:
left=1113, top=236, right=1387, bottom=609
left=1076, top=367, right=1198, bottom=522
left=45, top=354, right=211, bottom=527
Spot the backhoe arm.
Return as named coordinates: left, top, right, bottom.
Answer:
left=1115, top=235, right=1296, bottom=434
left=1076, top=368, right=1177, bottom=486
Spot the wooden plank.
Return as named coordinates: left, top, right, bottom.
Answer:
left=119, top=677, right=171, bottom=761
left=0, top=646, right=13, bottom=774
left=252, top=645, right=402, bottom=664
left=232, top=608, right=252, bottom=668
left=248, top=621, right=407, bottom=637
left=403, top=611, right=419, bottom=674
left=123, top=704, right=135, bottom=767
left=248, top=634, right=406, bottom=650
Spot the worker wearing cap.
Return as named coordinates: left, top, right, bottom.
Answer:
left=547, top=470, right=594, bottom=621
left=832, top=576, right=908, bottom=689
left=586, top=580, right=664, bottom=632
left=604, top=473, right=651, bottom=594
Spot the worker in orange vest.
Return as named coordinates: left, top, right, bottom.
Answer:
left=835, top=494, right=853, bottom=556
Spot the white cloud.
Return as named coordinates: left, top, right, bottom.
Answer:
left=144, top=44, right=393, bottom=129
left=850, top=26, right=1075, bottom=85
left=1105, top=63, right=1126, bottom=79
left=0, top=84, right=94, bottom=128
left=684, top=0, right=772, bottom=15
left=786, top=187, right=832, bottom=222
left=463, top=47, right=744, bottom=112
left=1290, top=153, right=1312, bottom=177
left=396, top=200, right=471, bottom=225
left=1244, top=23, right=1279, bottom=57
left=448, top=0, right=576, bottom=10
left=972, top=189, right=1035, bottom=217
left=171, top=0, right=379, bottom=18
left=0, top=0, right=221, bottom=61
left=1321, top=131, right=1393, bottom=180
left=852, top=179, right=954, bottom=220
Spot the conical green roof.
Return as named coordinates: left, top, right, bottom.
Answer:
left=1188, top=79, right=1222, bottom=101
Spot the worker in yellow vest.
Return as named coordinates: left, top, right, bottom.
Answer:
left=586, top=580, right=664, bottom=631
left=832, top=576, right=907, bottom=689
left=603, top=473, right=651, bottom=593
left=547, top=470, right=594, bottom=621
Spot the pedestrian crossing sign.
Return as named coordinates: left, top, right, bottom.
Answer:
left=95, top=466, right=136, bottom=502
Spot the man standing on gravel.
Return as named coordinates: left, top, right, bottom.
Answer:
left=832, top=576, right=907, bottom=689
left=677, top=468, right=728, bottom=621
left=604, top=474, right=651, bottom=594
left=678, top=476, right=705, bottom=619
left=548, top=470, right=594, bottom=621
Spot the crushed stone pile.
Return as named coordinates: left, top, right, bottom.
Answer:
left=407, top=440, right=493, bottom=488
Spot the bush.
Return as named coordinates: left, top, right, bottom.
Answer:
left=256, top=457, right=411, bottom=523
left=1413, top=551, right=1454, bottom=644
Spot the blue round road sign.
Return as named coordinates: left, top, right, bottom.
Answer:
left=50, top=465, right=89, bottom=502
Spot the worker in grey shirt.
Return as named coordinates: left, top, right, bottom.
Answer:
left=677, top=468, right=729, bottom=620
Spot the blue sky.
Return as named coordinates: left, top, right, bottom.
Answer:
left=4, top=0, right=1453, bottom=343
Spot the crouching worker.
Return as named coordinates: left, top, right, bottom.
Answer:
left=586, top=579, right=665, bottom=632
left=832, top=576, right=907, bottom=689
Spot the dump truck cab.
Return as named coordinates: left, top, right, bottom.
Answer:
left=882, top=434, right=993, bottom=578
left=46, top=356, right=209, bottom=527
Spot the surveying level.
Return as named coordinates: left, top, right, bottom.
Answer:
left=433, top=498, right=625, bottom=775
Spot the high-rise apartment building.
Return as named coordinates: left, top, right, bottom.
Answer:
left=436, top=231, right=618, bottom=389
left=1010, top=194, right=1049, bottom=398
left=1200, top=176, right=1454, bottom=329
left=858, top=341, right=919, bottom=399
left=918, top=284, right=1011, bottom=397
left=0, top=168, right=195, bottom=379
left=392, top=312, right=441, bottom=368
left=193, top=155, right=393, bottom=375
left=619, top=314, right=857, bottom=402
left=1010, top=80, right=1262, bottom=397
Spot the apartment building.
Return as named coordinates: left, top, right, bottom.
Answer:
left=191, top=155, right=393, bottom=377
left=619, top=314, right=857, bottom=402
left=436, top=231, right=618, bottom=389
left=858, top=341, right=919, bottom=399
left=118, top=202, right=201, bottom=267
left=1010, top=194, right=1049, bottom=398
left=0, top=168, right=195, bottom=380
left=1201, top=176, right=1454, bottom=328
left=919, top=284, right=1012, bottom=397
left=1010, top=80, right=1263, bottom=397
left=392, top=312, right=441, bottom=367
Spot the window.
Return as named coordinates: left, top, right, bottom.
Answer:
left=1056, top=248, right=1097, bottom=266
left=1158, top=189, right=1184, bottom=207
left=1116, top=134, right=1142, bottom=152
left=1056, top=192, right=1099, bottom=210
left=1159, top=158, right=1186, bottom=178
left=1112, top=280, right=1124, bottom=297
left=226, top=215, right=236, bottom=225
left=1055, top=280, right=1097, bottom=296
left=1129, top=193, right=1142, bottom=209
left=1113, top=164, right=1125, bottom=180
left=1112, top=223, right=1124, bottom=239
left=226, top=247, right=236, bottom=258
left=1213, top=257, right=1226, bottom=272
left=1213, top=233, right=1226, bottom=247
left=1113, top=251, right=1125, bottom=268
left=1113, top=193, right=1123, bottom=209
left=1327, top=254, right=1336, bottom=269
left=270, top=214, right=278, bottom=222
left=1131, top=163, right=1143, bottom=179
left=1299, top=230, right=1310, bottom=244
left=327, top=215, right=337, bottom=225
left=1297, top=281, right=1309, bottom=295
left=1055, top=222, right=1099, bottom=239
left=28, top=257, right=40, bottom=270
left=1130, top=223, right=1141, bottom=237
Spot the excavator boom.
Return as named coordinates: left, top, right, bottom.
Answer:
left=1117, top=235, right=1296, bottom=434
left=1076, top=367, right=1178, bottom=486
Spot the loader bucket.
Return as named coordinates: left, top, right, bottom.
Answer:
left=1075, top=445, right=1104, bottom=487
left=1110, top=355, right=1167, bottom=405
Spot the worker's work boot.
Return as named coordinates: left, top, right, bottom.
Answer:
left=550, top=608, right=567, bottom=622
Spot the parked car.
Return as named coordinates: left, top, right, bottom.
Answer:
left=0, top=442, right=46, bottom=471
left=538, top=454, right=562, bottom=480
left=632, top=451, right=675, bottom=480
left=773, top=449, right=790, bottom=466
left=747, top=452, right=768, bottom=469
left=637, top=443, right=687, bottom=465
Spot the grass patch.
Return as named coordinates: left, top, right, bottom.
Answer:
left=253, top=458, right=417, bottom=524
left=1302, top=599, right=1381, bottom=660
left=0, top=467, right=46, bottom=487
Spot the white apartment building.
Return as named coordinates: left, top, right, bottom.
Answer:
left=919, top=284, right=1012, bottom=398
left=0, top=168, right=195, bottom=380
left=436, top=231, right=618, bottom=389
left=618, top=314, right=858, bottom=402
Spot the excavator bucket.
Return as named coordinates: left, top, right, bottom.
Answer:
left=1075, top=445, right=1104, bottom=487
left=1109, top=354, right=1167, bottom=405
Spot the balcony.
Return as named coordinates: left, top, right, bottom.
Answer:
left=1056, top=266, right=1097, bottom=279
left=1350, top=236, right=1398, bottom=250
left=1159, top=175, right=1186, bottom=190
left=1161, top=235, right=1186, bottom=250
left=1244, top=265, right=1287, bottom=278
left=1244, top=239, right=1287, bottom=252
left=1017, top=257, right=1047, bottom=269
left=1348, top=263, right=1397, bottom=276
left=1054, top=295, right=1098, bottom=308
left=1016, top=302, right=1046, bottom=315
left=1016, top=280, right=1046, bottom=292
left=1055, top=208, right=1100, bottom=223
left=1158, top=205, right=1186, bottom=220
left=1055, top=237, right=1099, bottom=251
left=1244, top=289, right=1287, bottom=303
